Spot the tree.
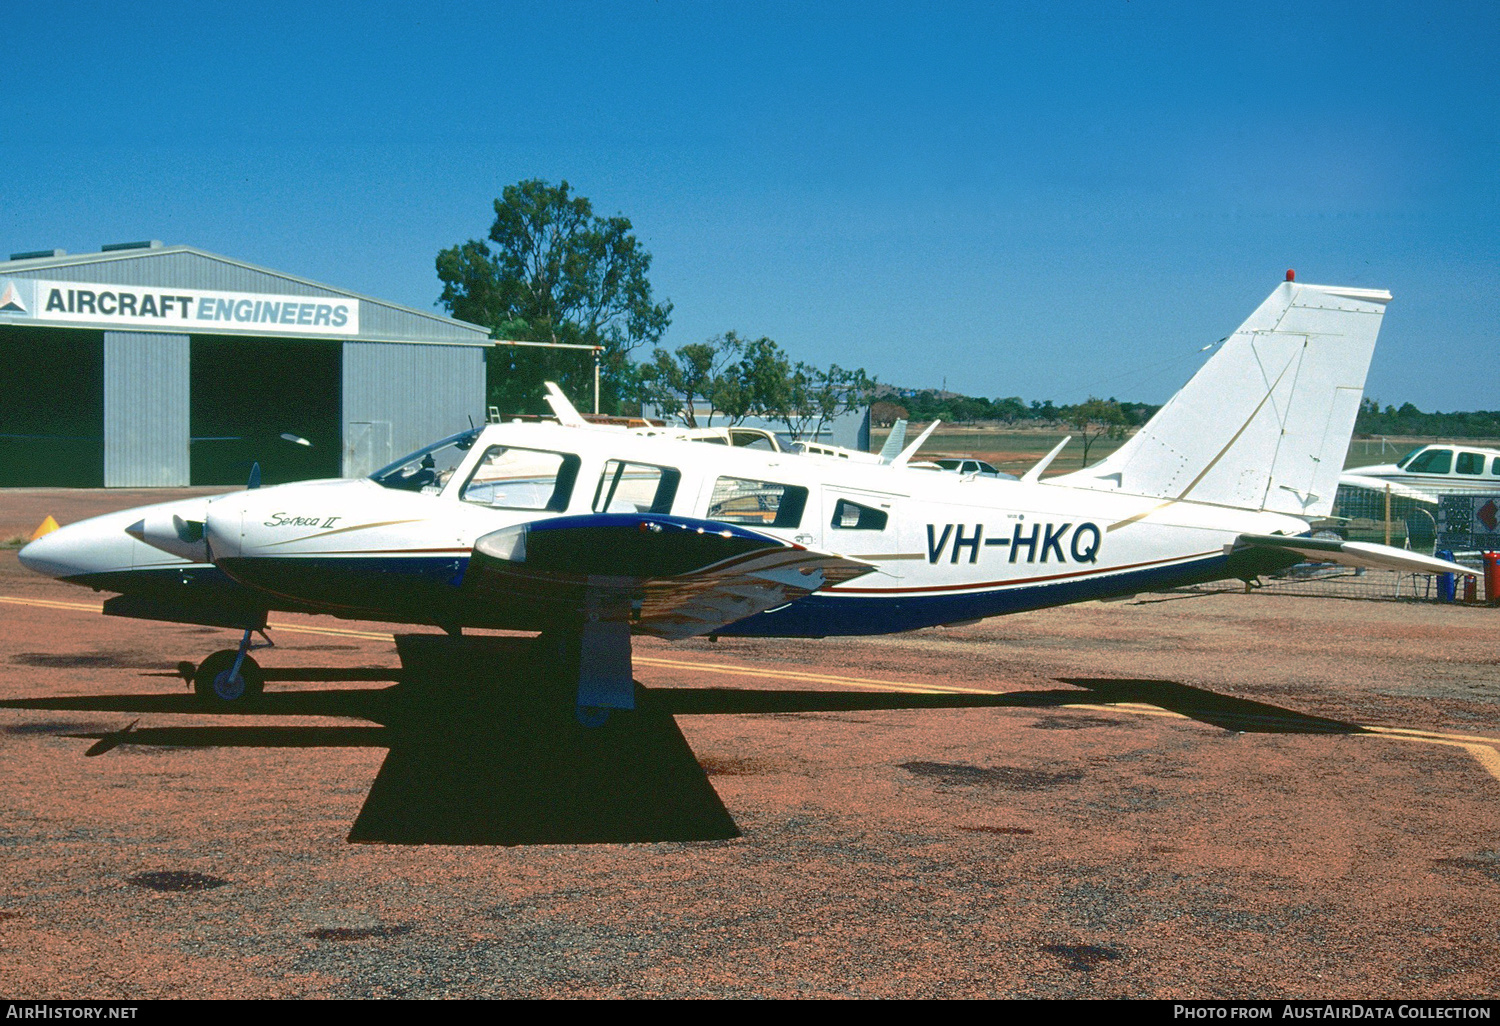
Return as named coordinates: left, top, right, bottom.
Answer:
left=641, top=331, right=875, bottom=440
left=436, top=179, right=672, bottom=415
left=870, top=401, right=909, bottom=428
left=737, top=336, right=795, bottom=422
left=803, top=363, right=875, bottom=441
left=1065, top=397, right=1127, bottom=466
left=992, top=396, right=1028, bottom=424
left=640, top=333, right=746, bottom=427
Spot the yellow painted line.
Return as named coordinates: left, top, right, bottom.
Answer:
left=1363, top=724, right=1500, bottom=745
left=5, top=590, right=1499, bottom=781
left=1062, top=702, right=1190, bottom=720
left=1353, top=731, right=1500, bottom=783
left=266, top=621, right=395, bottom=642
left=0, top=595, right=398, bottom=642
left=1463, top=743, right=1500, bottom=781
left=635, top=655, right=986, bottom=695
left=0, top=595, right=104, bottom=613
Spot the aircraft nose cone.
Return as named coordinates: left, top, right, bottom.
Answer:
left=17, top=525, right=88, bottom=579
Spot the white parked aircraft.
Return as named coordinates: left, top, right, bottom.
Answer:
left=19, top=278, right=1475, bottom=722
left=1339, top=444, right=1500, bottom=504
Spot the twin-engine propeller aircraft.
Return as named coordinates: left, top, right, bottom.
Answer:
left=1339, top=443, right=1500, bottom=504
left=19, top=278, right=1475, bottom=725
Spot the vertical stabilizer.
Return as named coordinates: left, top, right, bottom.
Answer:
left=1053, top=281, right=1391, bottom=517
left=878, top=420, right=908, bottom=463
left=544, top=382, right=589, bottom=427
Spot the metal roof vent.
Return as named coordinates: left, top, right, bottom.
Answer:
left=8, top=249, right=66, bottom=261
left=100, top=240, right=164, bottom=252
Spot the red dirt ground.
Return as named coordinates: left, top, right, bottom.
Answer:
left=0, top=489, right=1497, bottom=999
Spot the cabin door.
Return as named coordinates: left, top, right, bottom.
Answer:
left=821, top=487, right=906, bottom=578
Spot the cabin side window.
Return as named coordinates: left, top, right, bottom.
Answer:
left=1455, top=452, right=1484, bottom=475
left=729, top=429, right=781, bottom=451
left=1492, top=457, right=1500, bottom=476
left=459, top=446, right=580, bottom=511
left=707, top=477, right=808, bottom=528
left=830, top=498, right=889, bottom=531
left=1405, top=449, right=1452, bottom=475
left=592, top=461, right=680, bottom=514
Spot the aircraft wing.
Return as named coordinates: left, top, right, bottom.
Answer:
left=1230, top=534, right=1476, bottom=576
left=1337, top=474, right=1439, bottom=504
left=462, top=513, right=875, bottom=640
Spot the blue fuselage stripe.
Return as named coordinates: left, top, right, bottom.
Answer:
left=112, top=551, right=1238, bottom=637
left=718, top=554, right=1234, bottom=636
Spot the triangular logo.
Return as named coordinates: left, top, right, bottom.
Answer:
left=0, top=280, right=25, bottom=314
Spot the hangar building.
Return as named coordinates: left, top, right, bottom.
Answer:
left=0, top=242, right=491, bottom=487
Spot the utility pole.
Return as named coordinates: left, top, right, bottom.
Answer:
left=493, top=339, right=605, bottom=415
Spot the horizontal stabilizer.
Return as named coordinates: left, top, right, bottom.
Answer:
left=1337, top=474, right=1439, bottom=505
left=1021, top=435, right=1072, bottom=484
left=1231, top=533, right=1476, bottom=576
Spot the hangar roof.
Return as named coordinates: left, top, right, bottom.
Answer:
left=0, top=244, right=491, bottom=346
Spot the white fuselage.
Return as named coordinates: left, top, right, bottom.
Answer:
left=21, top=418, right=1310, bottom=637
left=1340, top=444, right=1500, bottom=502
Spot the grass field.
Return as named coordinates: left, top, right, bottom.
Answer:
left=872, top=426, right=1127, bottom=475
left=876, top=425, right=1500, bottom=476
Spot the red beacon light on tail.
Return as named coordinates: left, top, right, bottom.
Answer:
left=1285, top=269, right=1296, bottom=282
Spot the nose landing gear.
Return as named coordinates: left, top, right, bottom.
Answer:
left=192, top=629, right=272, bottom=705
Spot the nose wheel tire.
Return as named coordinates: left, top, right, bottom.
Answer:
left=193, top=650, right=265, bottom=705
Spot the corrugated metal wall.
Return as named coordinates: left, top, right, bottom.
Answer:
left=341, top=342, right=486, bottom=477
left=27, top=251, right=347, bottom=297
left=103, top=331, right=190, bottom=487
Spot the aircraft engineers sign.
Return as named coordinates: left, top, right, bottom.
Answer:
left=0, top=277, right=360, bottom=336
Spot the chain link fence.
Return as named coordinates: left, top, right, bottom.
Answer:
left=1186, top=560, right=1483, bottom=603
left=1172, top=484, right=1498, bottom=603
left=1317, top=485, right=1437, bottom=550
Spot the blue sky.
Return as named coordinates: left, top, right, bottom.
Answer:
left=5, top=1, right=1496, bottom=410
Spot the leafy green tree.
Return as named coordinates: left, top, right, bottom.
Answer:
left=992, top=396, right=1029, bottom=424
left=737, top=336, right=796, bottom=422
left=1065, top=397, right=1127, bottom=466
left=777, top=363, right=818, bottom=439
left=1353, top=399, right=1500, bottom=439
left=640, top=333, right=747, bottom=427
left=436, top=179, right=672, bottom=415
left=870, top=401, right=909, bottom=428
left=805, top=363, right=876, bottom=441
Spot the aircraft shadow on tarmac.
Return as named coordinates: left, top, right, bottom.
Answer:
left=0, top=635, right=1365, bottom=846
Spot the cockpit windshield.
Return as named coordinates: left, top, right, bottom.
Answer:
left=370, top=429, right=481, bottom=493
left=1394, top=447, right=1430, bottom=469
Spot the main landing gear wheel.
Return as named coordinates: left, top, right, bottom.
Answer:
left=193, top=650, right=265, bottom=705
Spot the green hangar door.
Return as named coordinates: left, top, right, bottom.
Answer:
left=0, top=326, right=105, bottom=487
left=190, top=335, right=342, bottom=485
